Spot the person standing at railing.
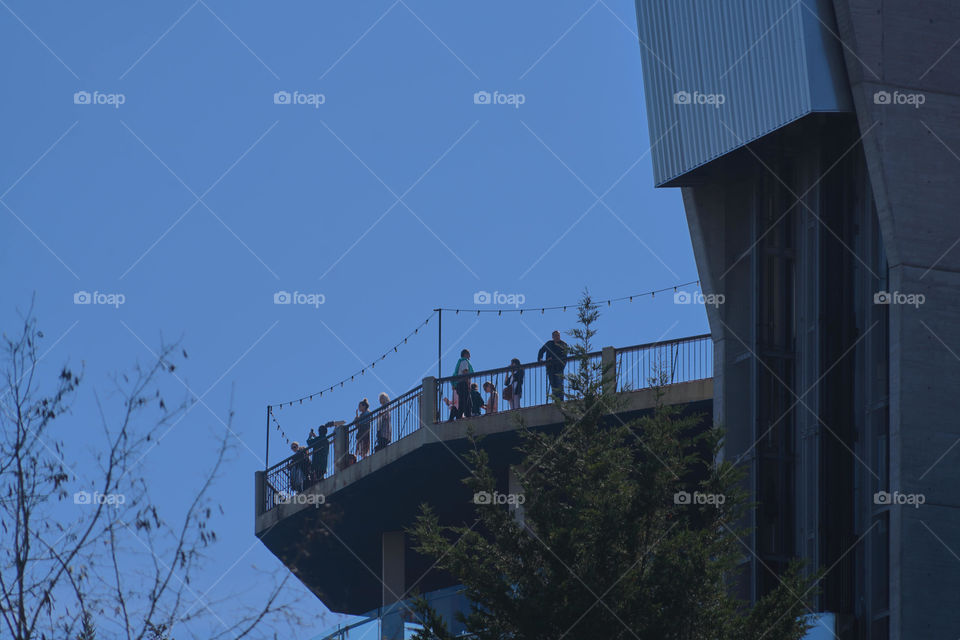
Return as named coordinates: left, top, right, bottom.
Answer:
left=538, top=330, right=569, bottom=401
left=504, top=358, right=524, bottom=410
left=442, top=390, right=461, bottom=421
left=355, top=398, right=372, bottom=459
left=452, top=349, right=474, bottom=417
left=469, top=382, right=485, bottom=416
left=288, top=442, right=310, bottom=492
left=307, top=427, right=328, bottom=482
left=482, top=381, right=499, bottom=414
left=375, top=392, right=392, bottom=452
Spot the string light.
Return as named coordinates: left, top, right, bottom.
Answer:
left=435, top=280, right=699, bottom=315
left=268, top=311, right=436, bottom=409
left=271, top=409, right=293, bottom=446
left=267, top=280, right=701, bottom=411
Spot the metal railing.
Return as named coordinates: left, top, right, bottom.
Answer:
left=435, top=351, right=603, bottom=421
left=263, top=335, right=712, bottom=513
left=265, top=389, right=421, bottom=511
left=345, top=386, right=422, bottom=463
left=262, top=425, right=336, bottom=513
left=615, top=333, right=712, bottom=391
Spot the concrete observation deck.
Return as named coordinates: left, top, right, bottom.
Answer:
left=255, top=335, right=713, bottom=614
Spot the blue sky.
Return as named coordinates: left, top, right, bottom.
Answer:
left=1, top=1, right=707, bottom=636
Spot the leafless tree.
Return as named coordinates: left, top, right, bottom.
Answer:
left=0, top=307, right=309, bottom=640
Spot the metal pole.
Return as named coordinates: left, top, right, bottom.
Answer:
left=265, top=405, right=271, bottom=471
left=436, top=308, right=442, bottom=380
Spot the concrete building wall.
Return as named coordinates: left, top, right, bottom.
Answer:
left=830, top=2, right=960, bottom=638
left=636, top=1, right=960, bottom=636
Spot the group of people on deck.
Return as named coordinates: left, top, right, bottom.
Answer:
left=286, top=331, right=570, bottom=489
left=443, top=330, right=569, bottom=421
left=353, top=392, right=393, bottom=459
left=287, top=420, right=339, bottom=492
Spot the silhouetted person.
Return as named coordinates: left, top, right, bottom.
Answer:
left=538, top=330, right=569, bottom=401
left=504, top=358, right=524, bottom=410
left=307, top=427, right=328, bottom=482
left=355, top=399, right=371, bottom=459
left=375, top=392, right=391, bottom=452
left=452, top=349, right=474, bottom=417
left=443, top=390, right=462, bottom=421
left=482, top=381, right=499, bottom=414
left=289, top=442, right=309, bottom=492
left=470, top=382, right=484, bottom=417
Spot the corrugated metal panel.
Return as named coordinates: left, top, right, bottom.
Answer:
left=635, top=0, right=852, bottom=186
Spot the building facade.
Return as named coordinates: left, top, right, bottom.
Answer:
left=633, top=1, right=960, bottom=638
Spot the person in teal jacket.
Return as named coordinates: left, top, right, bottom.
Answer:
left=452, top=349, right=474, bottom=417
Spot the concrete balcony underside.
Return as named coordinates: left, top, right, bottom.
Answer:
left=255, top=380, right=712, bottom=615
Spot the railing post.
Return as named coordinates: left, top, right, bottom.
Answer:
left=334, top=423, right=348, bottom=472
left=254, top=470, right=266, bottom=518
left=601, top=346, right=617, bottom=395
left=421, top=377, right=437, bottom=427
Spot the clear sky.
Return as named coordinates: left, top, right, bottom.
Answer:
left=1, top=1, right=708, bottom=636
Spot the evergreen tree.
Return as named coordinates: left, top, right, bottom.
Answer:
left=410, top=291, right=817, bottom=640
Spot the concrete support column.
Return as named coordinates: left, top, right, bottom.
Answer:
left=381, top=531, right=406, bottom=640
left=334, top=423, right=348, bottom=473
left=421, top=376, right=438, bottom=427
left=601, top=346, right=617, bottom=395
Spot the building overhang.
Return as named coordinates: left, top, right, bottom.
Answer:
left=635, top=0, right=853, bottom=187
left=255, top=380, right=712, bottom=614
